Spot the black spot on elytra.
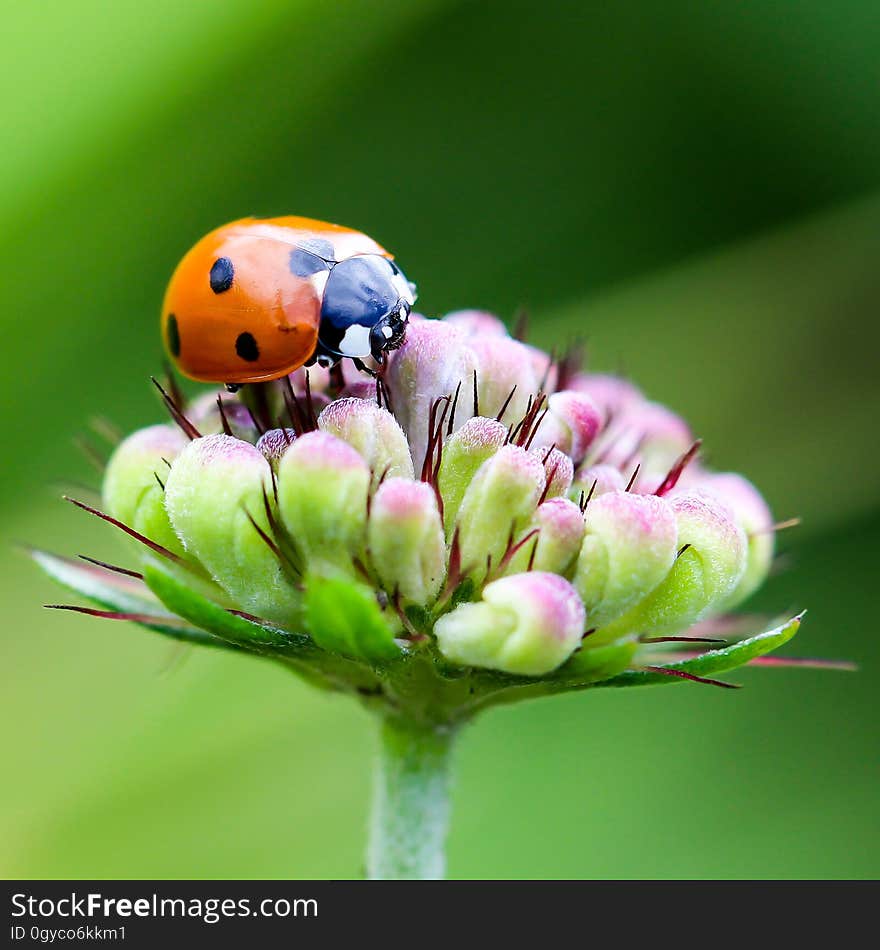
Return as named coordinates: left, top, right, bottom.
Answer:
left=210, top=257, right=234, bottom=293
left=235, top=331, right=259, bottom=362
left=166, top=314, right=181, bottom=357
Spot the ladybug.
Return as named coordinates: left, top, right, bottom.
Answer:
left=161, top=216, right=416, bottom=388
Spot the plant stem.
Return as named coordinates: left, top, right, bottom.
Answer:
left=366, top=715, right=456, bottom=880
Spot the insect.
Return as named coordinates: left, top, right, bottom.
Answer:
left=161, top=216, right=416, bottom=389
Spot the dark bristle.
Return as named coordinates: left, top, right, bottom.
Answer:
left=641, top=635, right=725, bottom=644
left=580, top=478, right=598, bottom=514
left=676, top=542, right=692, bottom=559
left=216, top=396, right=234, bottom=436
left=64, top=496, right=185, bottom=564
left=72, top=434, right=108, bottom=474
left=512, top=307, right=529, bottom=342
left=654, top=439, right=702, bottom=497
left=625, top=463, right=641, bottom=493
left=150, top=376, right=201, bottom=440
left=154, top=472, right=165, bottom=491
left=45, top=604, right=187, bottom=626
left=447, top=380, right=462, bottom=436
left=495, top=385, right=518, bottom=424
left=644, top=665, right=740, bottom=689
left=77, top=555, right=143, bottom=579
left=472, top=370, right=479, bottom=417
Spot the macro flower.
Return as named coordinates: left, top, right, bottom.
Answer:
left=35, top=311, right=841, bottom=880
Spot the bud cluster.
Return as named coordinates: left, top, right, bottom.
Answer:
left=41, top=311, right=803, bottom=723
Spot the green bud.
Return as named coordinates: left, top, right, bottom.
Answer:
left=434, top=572, right=585, bottom=676
left=277, top=431, right=370, bottom=576
left=437, top=416, right=508, bottom=535
left=318, top=397, right=414, bottom=489
left=103, top=424, right=188, bottom=558
left=505, top=497, right=585, bottom=577
left=696, top=473, right=775, bottom=610
left=164, top=434, right=301, bottom=624
left=367, top=478, right=446, bottom=604
left=597, top=490, right=747, bottom=640
left=455, top=445, right=546, bottom=584
left=573, top=491, right=678, bottom=633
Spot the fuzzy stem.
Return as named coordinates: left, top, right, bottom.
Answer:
left=366, top=716, right=456, bottom=880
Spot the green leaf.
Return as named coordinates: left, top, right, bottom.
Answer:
left=30, top=548, right=229, bottom=649
left=304, top=573, right=400, bottom=663
left=597, top=613, right=804, bottom=688
left=143, top=561, right=308, bottom=655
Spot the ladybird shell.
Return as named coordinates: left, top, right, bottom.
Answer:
left=161, top=216, right=391, bottom=384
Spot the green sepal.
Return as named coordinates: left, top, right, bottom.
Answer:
left=304, top=572, right=401, bottom=664
left=143, top=560, right=307, bottom=655
left=557, top=638, right=640, bottom=683
left=598, top=612, right=803, bottom=687
left=31, top=548, right=231, bottom=650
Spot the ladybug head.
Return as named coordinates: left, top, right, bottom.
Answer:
left=317, top=255, right=416, bottom=364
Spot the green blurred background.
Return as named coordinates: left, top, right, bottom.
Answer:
left=3, top=0, right=878, bottom=878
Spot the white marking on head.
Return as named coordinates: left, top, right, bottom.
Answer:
left=338, top=323, right=372, bottom=357
left=382, top=325, right=393, bottom=338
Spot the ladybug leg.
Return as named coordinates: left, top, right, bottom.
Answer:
left=328, top=362, right=346, bottom=396
left=352, top=357, right=378, bottom=379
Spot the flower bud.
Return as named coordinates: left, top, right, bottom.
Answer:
left=434, top=572, right=585, bottom=676
left=455, top=445, right=546, bottom=583
left=533, top=391, right=602, bottom=464
left=318, top=397, right=414, bottom=489
left=164, top=434, right=301, bottom=623
left=469, top=334, right=538, bottom=423
left=385, top=319, right=478, bottom=472
left=506, top=497, right=585, bottom=577
left=436, top=416, right=508, bottom=534
left=256, top=428, right=297, bottom=469
left=442, top=309, right=509, bottom=337
left=568, top=373, right=641, bottom=421
left=187, top=391, right=259, bottom=442
left=367, top=478, right=446, bottom=604
left=103, top=425, right=188, bottom=557
left=597, top=490, right=747, bottom=639
left=695, top=473, right=774, bottom=609
left=277, top=431, right=370, bottom=576
left=573, top=491, right=678, bottom=632
left=601, top=401, right=692, bottom=472
left=533, top=446, right=574, bottom=500
left=571, top=463, right=626, bottom=500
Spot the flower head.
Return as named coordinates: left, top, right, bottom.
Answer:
left=38, top=312, right=819, bottom=725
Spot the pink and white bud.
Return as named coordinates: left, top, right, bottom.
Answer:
left=568, top=373, right=642, bottom=421
left=455, top=445, right=546, bottom=583
left=598, top=490, right=747, bottom=639
left=164, top=434, right=301, bottom=624
left=256, top=428, right=297, bottom=468
left=694, top=472, right=774, bottom=609
left=571, top=463, right=627, bottom=500
left=318, top=397, right=414, bottom=489
left=469, top=334, right=538, bottom=424
left=385, top=319, right=478, bottom=473
left=532, top=391, right=603, bottom=465
left=437, top=416, right=508, bottom=534
left=103, top=424, right=188, bottom=558
left=443, top=309, right=509, bottom=337
left=505, top=497, right=585, bottom=577
left=367, top=479, right=446, bottom=604
left=533, top=446, right=574, bottom=500
left=187, top=391, right=259, bottom=442
left=434, top=572, right=585, bottom=676
left=277, top=431, right=371, bottom=576
left=573, top=491, right=679, bottom=633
